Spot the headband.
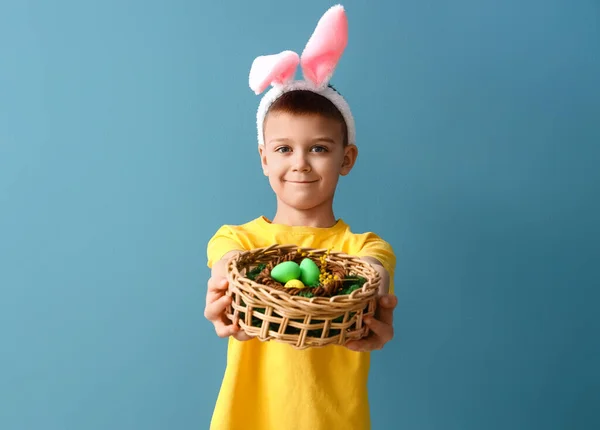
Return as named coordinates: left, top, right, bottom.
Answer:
left=249, top=5, right=356, bottom=147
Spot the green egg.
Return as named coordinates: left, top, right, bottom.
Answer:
left=270, top=261, right=301, bottom=283
left=300, top=258, right=320, bottom=287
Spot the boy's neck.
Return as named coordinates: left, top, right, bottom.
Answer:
left=271, top=201, right=337, bottom=228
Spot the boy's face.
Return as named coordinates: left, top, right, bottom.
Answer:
left=259, top=111, right=357, bottom=211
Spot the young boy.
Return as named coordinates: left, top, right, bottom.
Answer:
left=204, top=6, right=397, bottom=429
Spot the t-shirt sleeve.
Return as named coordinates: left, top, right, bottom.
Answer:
left=355, top=233, right=397, bottom=294
left=206, top=225, right=244, bottom=269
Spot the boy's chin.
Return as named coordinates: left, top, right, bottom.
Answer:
left=277, top=197, right=329, bottom=212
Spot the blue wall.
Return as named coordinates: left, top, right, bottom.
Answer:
left=1, top=1, right=598, bottom=429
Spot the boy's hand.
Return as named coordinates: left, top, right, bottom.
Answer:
left=204, top=252, right=253, bottom=341
left=345, top=256, right=397, bottom=352
left=345, top=294, right=397, bottom=352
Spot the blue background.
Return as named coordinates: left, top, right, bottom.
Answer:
left=1, top=0, right=598, bottom=429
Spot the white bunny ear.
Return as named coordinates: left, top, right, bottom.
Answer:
left=300, top=5, right=348, bottom=88
left=249, top=50, right=300, bottom=95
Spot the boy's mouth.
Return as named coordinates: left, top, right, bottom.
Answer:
left=285, top=180, right=318, bottom=184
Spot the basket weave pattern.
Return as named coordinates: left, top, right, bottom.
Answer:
left=225, top=244, right=381, bottom=349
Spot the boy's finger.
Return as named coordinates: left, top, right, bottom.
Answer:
left=364, top=317, right=393, bottom=343
left=206, top=277, right=229, bottom=303
left=375, top=297, right=396, bottom=326
left=206, top=286, right=226, bottom=303
left=204, top=294, right=232, bottom=321
left=233, top=328, right=253, bottom=342
left=379, top=294, right=398, bottom=309
left=213, top=318, right=239, bottom=338
left=346, top=337, right=381, bottom=352
left=208, top=276, right=229, bottom=293
left=345, top=340, right=362, bottom=351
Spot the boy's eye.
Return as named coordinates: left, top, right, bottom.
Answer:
left=274, top=145, right=328, bottom=153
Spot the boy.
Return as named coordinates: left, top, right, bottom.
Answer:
left=204, top=6, right=397, bottom=429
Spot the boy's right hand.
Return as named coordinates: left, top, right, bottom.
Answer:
left=204, top=252, right=253, bottom=341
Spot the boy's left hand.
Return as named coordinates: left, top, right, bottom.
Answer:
left=345, top=294, right=397, bottom=352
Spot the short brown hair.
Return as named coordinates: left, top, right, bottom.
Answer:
left=266, top=89, right=349, bottom=146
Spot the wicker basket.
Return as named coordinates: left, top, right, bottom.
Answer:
left=224, top=244, right=381, bottom=349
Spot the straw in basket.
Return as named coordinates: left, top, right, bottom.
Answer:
left=225, top=244, right=381, bottom=349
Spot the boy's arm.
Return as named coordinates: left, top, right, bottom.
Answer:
left=355, top=232, right=396, bottom=294
left=345, top=256, right=397, bottom=352
left=346, top=235, right=397, bottom=352
left=205, top=249, right=253, bottom=341
left=205, top=225, right=254, bottom=340
left=360, top=256, right=391, bottom=296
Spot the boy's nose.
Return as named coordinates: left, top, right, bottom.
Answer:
left=292, top=154, right=311, bottom=172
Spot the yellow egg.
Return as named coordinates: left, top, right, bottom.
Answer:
left=284, top=279, right=306, bottom=289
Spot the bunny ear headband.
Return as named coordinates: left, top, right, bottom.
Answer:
left=249, top=4, right=356, bottom=147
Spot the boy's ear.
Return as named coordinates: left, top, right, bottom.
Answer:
left=340, top=143, right=358, bottom=176
left=258, top=145, right=269, bottom=176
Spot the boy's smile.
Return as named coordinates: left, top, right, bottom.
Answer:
left=259, top=111, right=357, bottom=215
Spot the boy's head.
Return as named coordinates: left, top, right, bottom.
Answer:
left=258, top=89, right=358, bottom=212
left=249, top=5, right=356, bottom=214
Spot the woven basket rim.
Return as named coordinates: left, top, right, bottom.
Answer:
left=226, top=244, right=380, bottom=304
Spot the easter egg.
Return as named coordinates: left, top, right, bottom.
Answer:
left=284, top=279, right=305, bottom=289
left=299, top=258, right=320, bottom=287
left=270, top=261, right=301, bottom=283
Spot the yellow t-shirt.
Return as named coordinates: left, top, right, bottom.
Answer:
left=206, top=216, right=396, bottom=430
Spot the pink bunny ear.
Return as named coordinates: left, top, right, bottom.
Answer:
left=249, top=50, right=300, bottom=95
left=300, top=5, right=348, bottom=87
